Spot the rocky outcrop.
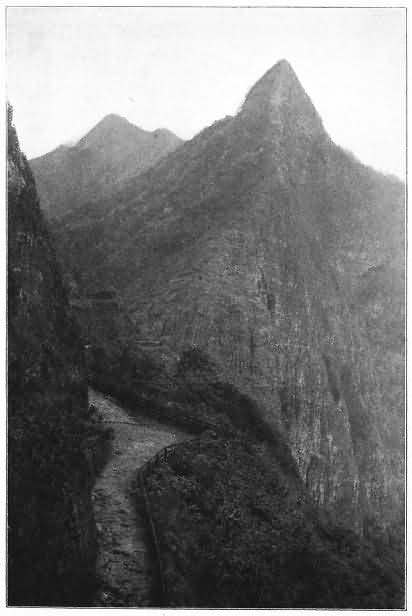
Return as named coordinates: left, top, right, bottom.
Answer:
left=30, top=114, right=182, bottom=220
left=8, top=105, right=98, bottom=605
left=54, top=61, right=404, bottom=544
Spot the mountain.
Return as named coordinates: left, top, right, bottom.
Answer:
left=54, top=60, right=404, bottom=545
left=7, top=106, right=109, bottom=605
left=30, top=113, right=182, bottom=219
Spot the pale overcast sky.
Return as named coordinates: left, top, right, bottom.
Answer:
left=7, top=7, right=405, bottom=178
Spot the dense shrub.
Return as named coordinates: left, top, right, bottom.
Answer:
left=140, top=436, right=403, bottom=608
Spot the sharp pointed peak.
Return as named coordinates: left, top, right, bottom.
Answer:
left=265, top=58, right=296, bottom=77
left=240, top=59, right=324, bottom=138
left=241, top=59, right=299, bottom=107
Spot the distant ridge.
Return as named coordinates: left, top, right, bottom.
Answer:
left=30, top=113, right=183, bottom=220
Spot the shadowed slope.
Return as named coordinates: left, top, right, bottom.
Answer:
left=8, top=105, right=100, bottom=605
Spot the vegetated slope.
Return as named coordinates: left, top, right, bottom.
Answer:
left=141, top=435, right=403, bottom=608
left=30, top=113, right=182, bottom=220
left=54, top=60, right=404, bottom=544
left=7, top=106, right=110, bottom=605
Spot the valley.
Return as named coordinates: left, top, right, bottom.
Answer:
left=8, top=55, right=405, bottom=608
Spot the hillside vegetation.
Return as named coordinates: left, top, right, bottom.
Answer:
left=140, top=435, right=403, bottom=608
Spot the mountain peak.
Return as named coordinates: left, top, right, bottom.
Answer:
left=77, top=113, right=146, bottom=150
left=241, top=59, right=324, bottom=138
left=30, top=112, right=183, bottom=220
left=99, top=113, right=132, bottom=128
left=264, top=58, right=296, bottom=79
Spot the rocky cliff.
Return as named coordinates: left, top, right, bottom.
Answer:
left=54, top=60, right=404, bottom=544
left=8, top=105, right=99, bottom=605
left=30, top=114, right=182, bottom=220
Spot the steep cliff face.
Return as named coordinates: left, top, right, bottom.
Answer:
left=30, top=114, right=182, bottom=220
left=8, top=106, right=98, bottom=605
left=55, top=61, right=404, bottom=542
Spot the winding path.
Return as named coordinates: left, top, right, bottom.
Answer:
left=89, top=388, right=189, bottom=606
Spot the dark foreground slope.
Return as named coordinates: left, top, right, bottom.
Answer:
left=7, top=107, right=110, bottom=605
left=140, top=435, right=403, bottom=608
left=54, top=60, right=404, bottom=544
left=30, top=114, right=182, bottom=220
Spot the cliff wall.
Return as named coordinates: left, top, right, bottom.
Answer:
left=8, top=106, right=99, bottom=605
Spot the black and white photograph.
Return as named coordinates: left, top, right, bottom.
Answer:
left=6, top=5, right=406, bottom=608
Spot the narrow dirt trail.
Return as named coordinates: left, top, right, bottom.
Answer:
left=89, top=388, right=189, bottom=606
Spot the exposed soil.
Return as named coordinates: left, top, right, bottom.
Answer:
left=89, top=388, right=189, bottom=606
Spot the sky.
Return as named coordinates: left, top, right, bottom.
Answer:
left=7, top=7, right=406, bottom=178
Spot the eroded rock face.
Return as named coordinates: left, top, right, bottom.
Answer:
left=55, top=61, right=404, bottom=543
left=8, top=105, right=97, bottom=605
